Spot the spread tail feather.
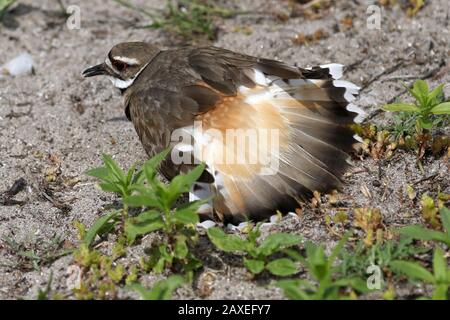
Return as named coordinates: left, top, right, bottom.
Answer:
left=186, top=61, right=363, bottom=223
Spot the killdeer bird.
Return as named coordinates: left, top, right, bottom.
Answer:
left=83, top=42, right=363, bottom=224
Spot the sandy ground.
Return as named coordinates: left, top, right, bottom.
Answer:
left=0, top=0, right=449, bottom=299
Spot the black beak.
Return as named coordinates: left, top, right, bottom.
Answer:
left=82, top=63, right=108, bottom=77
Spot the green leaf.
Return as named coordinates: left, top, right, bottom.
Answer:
left=414, top=80, right=429, bottom=94
left=305, top=242, right=328, bottom=280
left=283, top=248, right=304, bottom=263
left=432, top=284, right=449, bottom=300
left=145, top=148, right=171, bottom=171
left=256, top=233, right=302, bottom=257
left=427, top=84, right=444, bottom=104
left=328, top=233, right=349, bottom=266
left=174, top=236, right=189, bottom=259
left=0, top=0, right=16, bottom=18
left=173, top=207, right=200, bottom=225
left=439, top=207, right=450, bottom=237
left=398, top=225, right=449, bottom=245
left=276, top=279, right=312, bottom=300
left=207, top=227, right=248, bottom=252
left=85, top=167, right=111, bottom=182
left=124, top=193, right=161, bottom=209
left=382, top=103, right=420, bottom=113
left=84, top=211, right=120, bottom=247
left=430, top=102, right=450, bottom=115
left=390, top=260, right=435, bottom=283
left=164, top=164, right=206, bottom=206
left=98, top=182, right=124, bottom=195
left=124, top=211, right=164, bottom=244
left=334, top=277, right=372, bottom=294
left=142, top=149, right=171, bottom=184
left=432, top=247, right=447, bottom=282
left=126, top=164, right=137, bottom=186
left=266, top=258, right=299, bottom=276
left=243, top=258, right=265, bottom=274
left=130, top=275, right=185, bottom=300
left=102, top=154, right=126, bottom=183
left=410, top=80, right=429, bottom=107
left=418, top=117, right=433, bottom=129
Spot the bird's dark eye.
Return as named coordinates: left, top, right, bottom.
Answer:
left=112, top=60, right=127, bottom=72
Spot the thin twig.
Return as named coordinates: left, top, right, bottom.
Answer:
left=360, top=59, right=406, bottom=92
left=413, top=173, right=439, bottom=185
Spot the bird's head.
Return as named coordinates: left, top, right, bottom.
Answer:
left=82, top=42, right=160, bottom=90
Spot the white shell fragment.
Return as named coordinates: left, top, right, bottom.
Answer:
left=1, top=53, right=34, bottom=76
left=197, top=220, right=216, bottom=229
left=227, top=222, right=249, bottom=231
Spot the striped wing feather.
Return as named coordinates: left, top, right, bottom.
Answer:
left=129, top=47, right=361, bottom=223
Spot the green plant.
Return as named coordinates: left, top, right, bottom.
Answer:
left=207, top=224, right=302, bottom=276
left=37, top=272, right=53, bottom=300
left=0, top=0, right=16, bottom=20
left=388, top=112, right=418, bottom=140
left=398, top=206, right=450, bottom=246
left=83, top=210, right=122, bottom=247
left=420, top=193, right=442, bottom=229
left=129, top=275, right=185, bottom=300
left=390, top=247, right=449, bottom=300
left=2, top=234, right=72, bottom=271
left=382, top=80, right=449, bottom=159
left=383, top=80, right=449, bottom=130
left=86, top=149, right=206, bottom=278
left=149, top=0, right=234, bottom=40
left=276, top=234, right=368, bottom=300
left=86, top=154, right=140, bottom=200
left=72, top=243, right=145, bottom=300
left=338, top=236, right=429, bottom=280
left=113, top=0, right=237, bottom=40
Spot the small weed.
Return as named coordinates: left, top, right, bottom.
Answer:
left=390, top=246, right=449, bottom=300
left=37, top=272, right=53, bottom=300
left=405, top=0, right=425, bottom=16
left=86, top=149, right=205, bottom=279
left=379, top=0, right=425, bottom=17
left=86, top=154, right=139, bottom=200
left=277, top=234, right=368, bottom=300
left=420, top=193, right=441, bottom=229
left=207, top=224, right=302, bottom=277
left=398, top=206, right=450, bottom=246
left=113, top=0, right=238, bottom=40
left=129, top=275, right=185, bottom=300
left=353, top=207, right=385, bottom=247
left=351, top=124, right=397, bottom=160
left=388, top=111, right=417, bottom=140
left=2, top=234, right=72, bottom=271
left=383, top=80, right=450, bottom=159
left=72, top=244, right=138, bottom=299
left=338, top=236, right=429, bottom=281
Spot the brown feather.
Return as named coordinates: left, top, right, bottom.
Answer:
left=122, top=45, right=359, bottom=222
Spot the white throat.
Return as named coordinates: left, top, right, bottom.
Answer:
left=108, top=76, right=136, bottom=89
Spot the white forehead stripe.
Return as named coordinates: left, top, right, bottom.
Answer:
left=113, top=56, right=140, bottom=65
